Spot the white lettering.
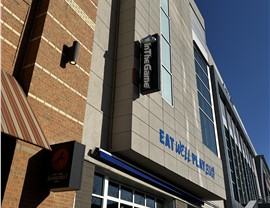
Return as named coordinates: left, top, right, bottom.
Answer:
left=143, top=43, right=152, bottom=89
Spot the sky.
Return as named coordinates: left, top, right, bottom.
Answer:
left=194, top=0, right=270, bottom=166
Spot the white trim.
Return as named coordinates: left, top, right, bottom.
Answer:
left=93, top=174, right=164, bottom=208
left=207, top=64, right=221, bottom=158
left=192, top=30, right=208, bottom=61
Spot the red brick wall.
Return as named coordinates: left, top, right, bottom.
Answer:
left=1, top=0, right=98, bottom=207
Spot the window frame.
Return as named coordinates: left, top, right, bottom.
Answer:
left=160, top=0, right=173, bottom=105
left=194, top=44, right=219, bottom=155
left=91, top=173, right=164, bottom=208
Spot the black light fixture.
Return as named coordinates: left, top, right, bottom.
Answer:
left=140, top=35, right=157, bottom=44
left=60, top=41, right=80, bottom=68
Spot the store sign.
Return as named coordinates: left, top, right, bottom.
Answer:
left=159, top=129, right=215, bottom=179
left=47, top=141, right=85, bottom=191
left=140, top=34, right=161, bottom=95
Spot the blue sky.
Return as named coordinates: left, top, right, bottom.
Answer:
left=194, top=0, right=270, bottom=165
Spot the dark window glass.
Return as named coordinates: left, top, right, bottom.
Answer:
left=156, top=199, right=164, bottom=208
left=146, top=195, right=155, bottom=208
left=93, top=173, right=104, bottom=195
left=200, top=110, right=217, bottom=154
left=194, top=47, right=208, bottom=75
left=91, top=196, right=102, bottom=208
left=121, top=186, right=133, bottom=202
left=108, top=181, right=119, bottom=198
left=120, top=204, right=132, bottom=208
left=196, top=75, right=211, bottom=104
left=198, top=93, right=213, bottom=120
left=134, top=191, right=145, bottom=205
left=195, top=60, right=209, bottom=89
left=194, top=45, right=217, bottom=155
left=107, top=200, right=118, bottom=208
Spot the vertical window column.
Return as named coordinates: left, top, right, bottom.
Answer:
left=160, top=0, right=172, bottom=104
left=194, top=46, right=217, bottom=155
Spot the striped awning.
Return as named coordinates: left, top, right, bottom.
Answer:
left=1, top=70, right=51, bottom=150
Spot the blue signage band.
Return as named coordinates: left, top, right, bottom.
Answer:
left=93, top=148, right=204, bottom=206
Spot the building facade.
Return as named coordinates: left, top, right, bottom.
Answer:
left=79, top=0, right=226, bottom=207
left=255, top=155, right=270, bottom=204
left=1, top=0, right=269, bottom=208
left=1, top=0, right=97, bottom=207
left=210, top=62, right=262, bottom=207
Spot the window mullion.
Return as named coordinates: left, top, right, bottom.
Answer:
left=102, top=177, right=109, bottom=208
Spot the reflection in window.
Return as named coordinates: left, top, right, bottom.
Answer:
left=161, top=0, right=169, bottom=15
left=91, top=173, right=164, bottom=208
left=121, top=186, right=133, bottom=202
left=161, top=38, right=171, bottom=71
left=162, top=66, right=172, bottom=104
left=91, top=196, right=102, bottom=208
left=146, top=195, right=155, bottom=208
left=134, top=191, right=145, bottom=205
left=198, top=93, right=213, bottom=120
left=194, top=45, right=217, bottom=155
left=120, top=204, right=132, bottom=208
left=161, top=0, right=172, bottom=105
left=161, top=10, right=170, bottom=41
left=93, top=173, right=104, bottom=195
left=107, top=200, right=118, bottom=208
left=200, top=110, right=217, bottom=154
left=108, top=181, right=119, bottom=198
left=196, top=76, right=211, bottom=103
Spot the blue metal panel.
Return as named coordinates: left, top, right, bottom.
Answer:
left=94, top=148, right=204, bottom=206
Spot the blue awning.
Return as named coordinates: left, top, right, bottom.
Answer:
left=93, top=148, right=204, bottom=206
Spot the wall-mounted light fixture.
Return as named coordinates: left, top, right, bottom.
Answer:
left=140, top=35, right=157, bottom=44
left=60, top=41, right=80, bottom=68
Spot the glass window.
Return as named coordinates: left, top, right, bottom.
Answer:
left=108, top=181, right=119, bottom=198
left=107, top=200, right=118, bottom=208
left=93, top=173, right=104, bottom=195
left=195, top=60, right=209, bottom=89
left=200, top=110, right=217, bottom=154
left=161, top=37, right=171, bottom=71
left=146, top=195, right=155, bottom=208
left=194, top=45, right=217, bottom=155
left=198, top=93, right=213, bottom=120
left=92, top=196, right=102, bottom=208
left=156, top=199, right=164, bottom=208
left=162, top=67, right=172, bottom=104
left=161, top=10, right=170, bottom=41
left=134, top=191, right=145, bottom=205
left=196, top=75, right=211, bottom=104
left=194, top=47, right=208, bottom=75
left=92, top=173, right=163, bottom=208
left=160, top=0, right=172, bottom=105
left=121, top=186, right=133, bottom=202
left=120, top=204, right=132, bottom=208
left=161, top=0, right=169, bottom=15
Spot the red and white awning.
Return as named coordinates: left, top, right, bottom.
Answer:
left=1, top=70, right=51, bottom=150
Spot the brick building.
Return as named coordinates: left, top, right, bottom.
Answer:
left=1, top=0, right=269, bottom=208
left=1, top=0, right=97, bottom=207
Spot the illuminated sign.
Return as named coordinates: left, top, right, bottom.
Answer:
left=140, top=34, right=161, bottom=95
left=159, top=129, right=215, bottom=179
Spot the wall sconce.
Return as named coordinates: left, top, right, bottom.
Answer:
left=60, top=41, right=80, bottom=68
left=140, top=35, right=156, bottom=44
